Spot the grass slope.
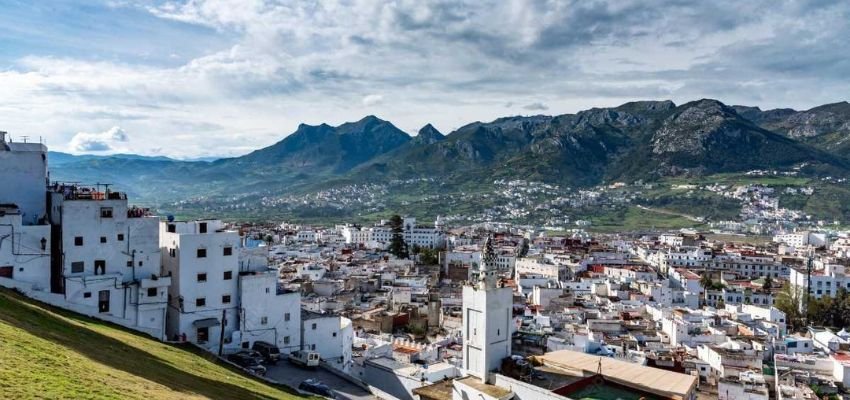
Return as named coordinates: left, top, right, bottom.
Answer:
left=0, top=288, right=303, bottom=400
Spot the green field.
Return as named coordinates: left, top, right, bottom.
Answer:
left=0, top=288, right=304, bottom=400
left=587, top=206, right=704, bottom=233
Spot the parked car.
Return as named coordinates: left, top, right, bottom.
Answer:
left=299, top=379, right=336, bottom=398
left=288, top=350, right=320, bottom=368
left=227, top=352, right=267, bottom=376
left=251, top=341, right=281, bottom=364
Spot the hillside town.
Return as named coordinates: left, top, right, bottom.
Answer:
left=7, top=133, right=850, bottom=400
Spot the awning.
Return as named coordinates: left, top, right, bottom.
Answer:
left=192, top=317, right=221, bottom=328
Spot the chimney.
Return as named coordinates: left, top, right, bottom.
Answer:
left=0, top=131, right=9, bottom=151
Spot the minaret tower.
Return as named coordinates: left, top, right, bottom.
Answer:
left=462, top=235, right=513, bottom=383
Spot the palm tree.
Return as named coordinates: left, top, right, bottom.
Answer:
left=699, top=274, right=713, bottom=306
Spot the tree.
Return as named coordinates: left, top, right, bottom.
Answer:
left=518, top=238, right=530, bottom=258
left=775, top=283, right=805, bottom=331
left=419, top=248, right=439, bottom=265
left=388, top=215, right=409, bottom=259
left=699, top=274, right=713, bottom=306
left=763, top=275, right=773, bottom=290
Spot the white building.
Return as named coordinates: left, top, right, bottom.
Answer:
left=462, top=236, right=512, bottom=382
left=302, top=311, right=354, bottom=372
left=238, top=268, right=301, bottom=354
left=50, top=184, right=171, bottom=339
left=161, top=220, right=240, bottom=350
left=0, top=132, right=48, bottom=224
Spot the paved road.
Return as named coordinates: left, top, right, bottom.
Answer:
left=265, top=361, right=374, bottom=400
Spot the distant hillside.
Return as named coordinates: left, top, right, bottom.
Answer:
left=46, top=98, right=850, bottom=219
left=733, top=101, right=850, bottom=155
left=0, top=287, right=301, bottom=400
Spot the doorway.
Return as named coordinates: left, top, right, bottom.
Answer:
left=98, top=290, right=110, bottom=313
left=197, top=327, right=209, bottom=343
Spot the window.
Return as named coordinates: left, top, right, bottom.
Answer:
left=127, top=261, right=133, bottom=267
left=83, top=292, right=91, bottom=298
left=147, top=288, right=158, bottom=297
left=71, top=261, right=84, bottom=273
left=197, top=273, right=207, bottom=282
left=196, top=298, right=206, bottom=307
left=222, top=295, right=231, bottom=304
left=261, top=316, right=268, bottom=325
left=100, top=207, right=113, bottom=218
left=74, top=236, right=84, bottom=246
left=284, top=313, right=290, bottom=321
left=265, top=287, right=270, bottom=293
left=196, top=248, right=206, bottom=258
left=94, top=260, right=105, bottom=275
left=169, top=248, right=176, bottom=258
left=117, top=234, right=124, bottom=241
left=311, top=344, right=316, bottom=350
left=223, top=271, right=233, bottom=280
left=223, top=246, right=233, bottom=256
left=167, top=224, right=176, bottom=233
left=283, top=336, right=290, bottom=345
left=100, top=236, right=107, bottom=244
left=138, top=261, right=143, bottom=267
left=312, top=323, right=317, bottom=330
left=333, top=332, right=337, bottom=337
left=199, top=222, right=207, bottom=233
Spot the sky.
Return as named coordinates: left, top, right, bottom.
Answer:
left=1, top=0, right=848, bottom=159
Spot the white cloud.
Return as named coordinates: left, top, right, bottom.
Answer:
left=523, top=102, right=549, bottom=111
left=362, top=94, right=384, bottom=106
left=69, top=126, right=129, bottom=152
left=0, top=1, right=848, bottom=158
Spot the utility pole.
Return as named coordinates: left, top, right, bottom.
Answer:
left=804, top=250, right=814, bottom=326
left=218, top=308, right=227, bottom=356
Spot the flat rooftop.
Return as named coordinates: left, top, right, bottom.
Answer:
left=537, top=350, right=697, bottom=400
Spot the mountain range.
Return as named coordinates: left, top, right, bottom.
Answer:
left=49, top=98, right=850, bottom=214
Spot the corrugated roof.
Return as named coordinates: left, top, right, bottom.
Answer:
left=538, top=350, right=697, bottom=400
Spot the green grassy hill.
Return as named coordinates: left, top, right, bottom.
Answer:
left=0, top=287, right=303, bottom=400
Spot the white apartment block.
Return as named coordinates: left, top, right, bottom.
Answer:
left=774, top=231, right=828, bottom=248
left=161, top=220, right=240, bottom=350
left=54, top=190, right=170, bottom=337
left=790, top=262, right=850, bottom=300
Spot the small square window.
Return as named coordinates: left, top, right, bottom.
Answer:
left=284, top=313, right=290, bottom=321
left=197, top=273, right=207, bottom=282
left=147, top=288, right=157, bottom=297
left=100, top=236, right=107, bottom=244
left=222, top=295, right=231, bottom=304
left=261, top=316, right=268, bottom=325
left=74, top=236, right=83, bottom=246
left=196, top=298, right=206, bottom=307
left=199, top=222, right=207, bottom=233
left=223, top=271, right=233, bottom=280
left=71, top=261, right=84, bottom=273
left=83, top=292, right=91, bottom=298
left=333, top=332, right=337, bottom=337
left=284, top=336, right=290, bottom=345
left=312, top=323, right=317, bottom=330
left=100, top=207, right=113, bottom=218
left=196, top=248, right=206, bottom=258
left=127, top=261, right=133, bottom=267
left=223, top=247, right=233, bottom=256
left=117, top=234, right=125, bottom=241
left=138, top=261, right=143, bottom=267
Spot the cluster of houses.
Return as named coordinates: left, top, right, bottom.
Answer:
left=11, top=131, right=850, bottom=400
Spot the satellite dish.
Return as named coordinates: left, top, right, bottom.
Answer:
left=167, top=215, right=175, bottom=222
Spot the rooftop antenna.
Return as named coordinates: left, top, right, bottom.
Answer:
left=20, top=135, right=29, bottom=143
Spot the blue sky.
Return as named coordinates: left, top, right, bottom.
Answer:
left=0, top=0, right=848, bottom=158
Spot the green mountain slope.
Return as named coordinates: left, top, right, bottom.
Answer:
left=0, top=287, right=301, bottom=400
